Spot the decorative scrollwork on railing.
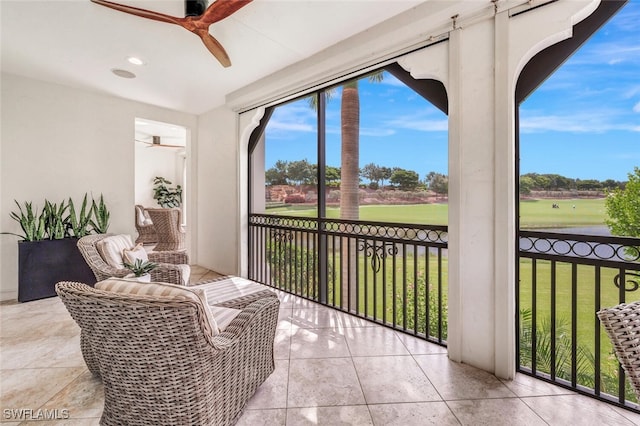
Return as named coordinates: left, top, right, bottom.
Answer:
left=358, top=241, right=398, bottom=272
left=324, top=220, right=447, bottom=245
left=519, top=232, right=640, bottom=263
left=614, top=271, right=640, bottom=292
left=270, top=229, right=293, bottom=243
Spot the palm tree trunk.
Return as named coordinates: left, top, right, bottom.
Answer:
left=340, top=82, right=360, bottom=220
left=340, top=82, right=359, bottom=309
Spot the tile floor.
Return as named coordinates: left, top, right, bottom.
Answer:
left=2, top=266, right=640, bottom=425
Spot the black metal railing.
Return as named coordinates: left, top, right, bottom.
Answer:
left=518, top=230, right=640, bottom=411
left=249, top=213, right=449, bottom=344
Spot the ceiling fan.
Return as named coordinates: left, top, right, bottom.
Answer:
left=90, top=0, right=252, bottom=67
left=136, top=135, right=185, bottom=149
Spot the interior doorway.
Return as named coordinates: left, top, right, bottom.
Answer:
left=134, top=118, right=188, bottom=226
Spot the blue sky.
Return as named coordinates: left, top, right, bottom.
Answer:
left=265, top=2, right=639, bottom=182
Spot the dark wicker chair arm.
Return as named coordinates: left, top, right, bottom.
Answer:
left=149, top=250, right=189, bottom=265
left=149, top=263, right=185, bottom=286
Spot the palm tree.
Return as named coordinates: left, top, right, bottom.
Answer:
left=307, top=72, right=384, bottom=309
left=338, top=73, right=383, bottom=309
left=339, top=73, right=384, bottom=221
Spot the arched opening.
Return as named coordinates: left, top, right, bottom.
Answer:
left=515, top=0, right=639, bottom=410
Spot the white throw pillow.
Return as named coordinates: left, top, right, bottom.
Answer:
left=96, top=235, right=134, bottom=268
left=122, top=243, right=149, bottom=265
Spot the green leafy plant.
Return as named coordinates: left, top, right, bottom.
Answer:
left=4, top=201, right=47, bottom=241
left=43, top=199, right=69, bottom=240
left=67, top=194, right=93, bottom=238
left=90, top=194, right=110, bottom=234
left=123, top=259, right=158, bottom=277
left=153, top=177, right=182, bottom=208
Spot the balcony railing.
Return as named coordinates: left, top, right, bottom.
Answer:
left=518, top=230, right=640, bottom=411
left=248, top=213, right=448, bottom=344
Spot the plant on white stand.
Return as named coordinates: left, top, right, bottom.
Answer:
left=123, top=259, right=158, bottom=282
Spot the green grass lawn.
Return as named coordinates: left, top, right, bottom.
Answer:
left=269, top=198, right=606, bottom=228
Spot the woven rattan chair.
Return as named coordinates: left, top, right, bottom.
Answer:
left=77, top=234, right=189, bottom=285
left=146, top=208, right=186, bottom=251
left=56, top=281, right=279, bottom=426
left=134, top=205, right=157, bottom=244
left=597, top=301, right=640, bottom=399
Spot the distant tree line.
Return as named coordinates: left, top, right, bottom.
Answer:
left=264, top=160, right=448, bottom=194
left=519, top=173, right=625, bottom=194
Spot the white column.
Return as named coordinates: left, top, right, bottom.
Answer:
left=399, top=0, right=599, bottom=378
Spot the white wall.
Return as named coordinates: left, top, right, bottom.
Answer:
left=195, top=105, right=238, bottom=275
left=0, top=73, right=197, bottom=300
left=134, top=143, right=184, bottom=208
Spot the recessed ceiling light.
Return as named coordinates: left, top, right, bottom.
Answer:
left=126, top=56, right=145, bottom=66
left=111, top=68, right=136, bottom=79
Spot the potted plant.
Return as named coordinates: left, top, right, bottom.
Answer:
left=2, top=193, right=110, bottom=302
left=153, top=176, right=182, bottom=208
left=123, top=259, right=158, bottom=282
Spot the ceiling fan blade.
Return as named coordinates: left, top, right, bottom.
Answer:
left=196, top=30, right=231, bottom=67
left=199, top=0, right=252, bottom=26
left=90, top=0, right=184, bottom=26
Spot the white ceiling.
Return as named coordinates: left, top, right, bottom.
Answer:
left=1, top=0, right=425, bottom=115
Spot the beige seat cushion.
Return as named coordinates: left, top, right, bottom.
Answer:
left=96, top=235, right=135, bottom=268
left=197, top=276, right=272, bottom=306
left=95, top=278, right=240, bottom=335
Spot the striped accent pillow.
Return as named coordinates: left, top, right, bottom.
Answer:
left=96, top=278, right=221, bottom=336
left=96, top=235, right=134, bottom=268
left=200, top=276, right=272, bottom=305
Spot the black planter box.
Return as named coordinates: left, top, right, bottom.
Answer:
left=18, top=238, right=96, bottom=302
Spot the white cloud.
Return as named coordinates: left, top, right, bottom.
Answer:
left=633, top=101, right=640, bottom=113
left=268, top=120, right=314, bottom=133
left=385, top=116, right=448, bottom=132
left=360, top=128, right=396, bottom=137
left=520, top=110, right=639, bottom=134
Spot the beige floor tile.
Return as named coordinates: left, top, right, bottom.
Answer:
left=287, top=358, right=365, bottom=407
left=39, top=370, right=104, bottom=419
left=353, top=355, right=440, bottom=404
left=237, top=408, right=286, bottom=426
left=245, top=360, right=289, bottom=409
left=1, top=313, right=78, bottom=340
left=610, top=404, right=640, bottom=425
left=368, top=401, right=459, bottom=426
left=0, top=368, right=85, bottom=413
left=290, top=328, right=350, bottom=359
left=26, top=336, right=86, bottom=369
left=499, top=373, right=575, bottom=397
left=521, top=394, right=638, bottom=425
left=333, top=311, right=378, bottom=328
left=448, top=398, right=546, bottom=426
left=1, top=298, right=68, bottom=322
left=273, top=328, right=292, bottom=360
left=394, top=331, right=447, bottom=355
left=277, top=307, right=293, bottom=330
left=286, top=405, right=373, bottom=425
left=414, top=354, right=515, bottom=400
left=290, top=307, right=338, bottom=329
left=343, top=326, right=409, bottom=357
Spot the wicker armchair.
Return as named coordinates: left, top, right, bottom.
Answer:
left=56, top=281, right=279, bottom=426
left=134, top=205, right=157, bottom=244
left=146, top=208, right=186, bottom=251
left=597, top=301, right=640, bottom=399
left=77, top=234, right=190, bottom=285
